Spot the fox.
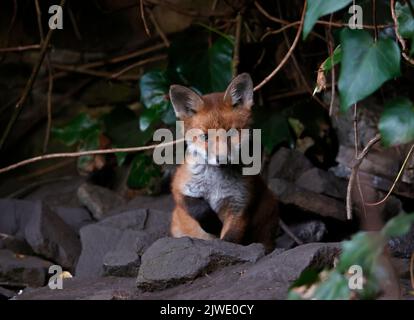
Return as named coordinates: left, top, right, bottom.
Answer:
left=169, top=73, right=279, bottom=252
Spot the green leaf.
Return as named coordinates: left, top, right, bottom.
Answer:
left=338, top=29, right=401, bottom=112
left=303, top=0, right=352, bottom=40
left=168, top=31, right=233, bottom=93
left=396, top=0, right=414, bottom=56
left=382, top=213, right=414, bottom=238
left=77, top=129, right=101, bottom=171
left=379, top=97, right=414, bottom=147
left=127, top=153, right=161, bottom=190
left=321, top=45, right=342, bottom=72
left=337, top=232, right=384, bottom=273
left=52, top=113, right=100, bottom=146
left=312, top=270, right=351, bottom=300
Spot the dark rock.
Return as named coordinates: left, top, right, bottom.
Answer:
left=0, top=233, right=33, bottom=255
left=76, top=209, right=170, bottom=278
left=0, top=286, right=16, bottom=300
left=77, top=183, right=125, bottom=220
left=0, top=249, right=52, bottom=287
left=296, top=167, right=347, bottom=199
left=136, top=237, right=265, bottom=291
left=268, top=178, right=347, bottom=221
left=267, top=147, right=313, bottom=181
left=108, top=194, right=175, bottom=216
left=0, top=199, right=36, bottom=238
left=388, top=224, right=414, bottom=258
left=54, top=207, right=93, bottom=233
left=276, top=220, right=327, bottom=249
left=24, top=205, right=81, bottom=271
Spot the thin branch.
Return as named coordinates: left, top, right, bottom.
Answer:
left=411, top=252, right=414, bottom=290
left=0, top=139, right=184, bottom=175
left=0, top=44, right=41, bottom=53
left=140, top=0, right=151, bottom=36
left=326, top=14, right=336, bottom=117
left=232, top=13, right=242, bottom=77
left=0, top=0, right=67, bottom=150
left=147, top=8, right=170, bottom=47
left=346, top=134, right=381, bottom=220
left=53, top=64, right=138, bottom=81
left=391, top=0, right=414, bottom=65
left=253, top=0, right=306, bottom=91
left=279, top=219, right=304, bottom=245
left=110, top=54, right=167, bottom=79
left=366, top=144, right=414, bottom=206
left=372, top=0, right=378, bottom=41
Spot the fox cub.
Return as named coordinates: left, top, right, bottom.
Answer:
left=169, top=73, right=279, bottom=251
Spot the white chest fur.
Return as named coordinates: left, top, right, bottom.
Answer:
left=182, top=164, right=249, bottom=213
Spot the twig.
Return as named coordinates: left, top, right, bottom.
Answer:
left=411, top=251, right=414, bottom=290
left=147, top=8, right=170, bottom=47
left=372, top=0, right=378, bottom=41
left=366, top=144, right=414, bottom=206
left=253, top=0, right=306, bottom=91
left=68, top=3, right=82, bottom=40
left=232, top=13, right=242, bottom=77
left=279, top=219, right=304, bottom=245
left=53, top=64, right=138, bottom=80
left=326, top=14, right=336, bottom=117
left=0, top=44, right=41, bottom=53
left=140, top=0, right=151, bottom=36
left=346, top=134, right=381, bottom=220
left=110, top=54, right=167, bottom=79
left=0, top=139, right=184, bottom=175
left=0, top=0, right=67, bottom=150
left=391, top=0, right=414, bottom=65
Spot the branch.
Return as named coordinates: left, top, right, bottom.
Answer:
left=391, top=0, right=414, bottom=65
left=253, top=0, right=306, bottom=91
left=232, top=13, right=242, bottom=77
left=0, top=139, right=184, bottom=175
left=346, top=134, right=381, bottom=220
left=0, top=44, right=41, bottom=53
left=0, top=0, right=67, bottom=150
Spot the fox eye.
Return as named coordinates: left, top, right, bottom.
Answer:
left=199, top=133, right=209, bottom=141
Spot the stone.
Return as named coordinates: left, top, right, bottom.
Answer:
left=77, top=183, right=125, bottom=220
left=0, top=233, right=33, bottom=255
left=24, top=205, right=81, bottom=271
left=0, top=249, right=52, bottom=288
left=267, top=147, right=314, bottom=181
left=276, top=220, right=327, bottom=249
left=296, top=167, right=347, bottom=199
left=54, top=207, right=93, bottom=233
left=0, top=286, right=16, bottom=300
left=268, top=178, right=347, bottom=221
left=136, top=237, right=265, bottom=291
left=75, top=209, right=170, bottom=278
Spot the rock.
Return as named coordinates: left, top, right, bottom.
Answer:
left=0, top=199, right=81, bottom=270
left=0, top=233, right=33, bottom=255
left=54, top=207, right=93, bottom=233
left=268, top=178, right=347, bottom=221
left=388, top=224, right=414, bottom=258
left=296, top=167, right=347, bottom=199
left=77, top=183, right=125, bottom=220
left=75, top=209, right=170, bottom=278
left=136, top=237, right=265, bottom=291
left=0, top=286, right=16, bottom=300
left=108, top=194, right=175, bottom=216
left=276, top=220, right=327, bottom=249
left=24, top=205, right=81, bottom=271
left=0, top=249, right=52, bottom=288
left=267, top=147, right=314, bottom=181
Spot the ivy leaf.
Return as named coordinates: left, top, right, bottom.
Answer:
left=168, top=31, right=233, bottom=93
left=382, top=213, right=414, bottom=238
left=52, top=113, right=100, bottom=146
left=127, top=153, right=161, bottom=191
left=321, top=45, right=342, bottom=72
left=77, top=129, right=101, bottom=171
left=312, top=270, right=351, bottom=300
left=396, top=0, right=414, bottom=56
left=379, top=97, right=414, bottom=147
left=303, top=0, right=352, bottom=40
left=338, top=29, right=401, bottom=112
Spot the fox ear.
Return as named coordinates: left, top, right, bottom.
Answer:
left=169, top=85, right=204, bottom=118
left=224, top=73, right=254, bottom=109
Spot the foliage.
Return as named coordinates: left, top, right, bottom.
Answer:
left=396, top=0, right=414, bottom=56
left=288, top=213, right=414, bottom=300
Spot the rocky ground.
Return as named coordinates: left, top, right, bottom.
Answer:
left=0, top=146, right=413, bottom=300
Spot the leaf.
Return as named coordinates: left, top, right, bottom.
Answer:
left=338, top=29, right=401, bottom=112
left=312, top=270, right=351, bottom=300
left=168, top=31, right=233, bottom=93
left=337, top=232, right=384, bottom=273
left=396, top=0, right=414, bottom=56
left=253, top=108, right=294, bottom=153
left=77, top=129, right=101, bottom=171
left=52, top=113, right=100, bottom=146
left=303, top=0, right=352, bottom=40
left=379, top=97, right=414, bottom=147
left=382, top=213, right=414, bottom=238
left=321, top=45, right=342, bottom=72
left=127, top=153, right=161, bottom=190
